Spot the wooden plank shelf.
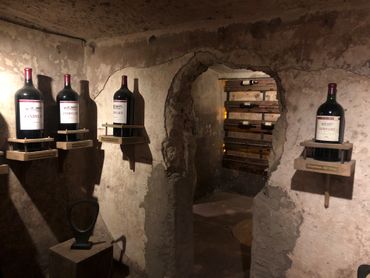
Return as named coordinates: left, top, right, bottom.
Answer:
left=102, top=124, right=144, bottom=129
left=224, top=78, right=277, bottom=92
left=224, top=143, right=270, bottom=154
left=300, top=140, right=353, bottom=150
left=57, top=128, right=89, bottom=135
left=99, top=135, right=146, bottom=145
left=224, top=119, right=275, bottom=134
left=294, top=157, right=355, bottom=177
left=294, top=139, right=355, bottom=208
left=56, top=129, right=93, bottom=150
left=57, top=140, right=93, bottom=150
left=224, top=137, right=272, bottom=147
left=7, top=137, right=58, bottom=161
left=8, top=137, right=54, bottom=144
left=7, top=149, right=58, bottom=161
left=225, top=101, right=279, bottom=113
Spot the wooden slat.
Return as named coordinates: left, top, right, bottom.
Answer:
left=56, top=140, right=93, bottom=150
left=294, top=157, right=355, bottom=177
left=6, top=149, right=58, bottom=161
left=224, top=137, right=272, bottom=147
left=57, top=129, right=89, bottom=134
left=225, top=78, right=277, bottom=92
left=102, top=124, right=144, bottom=129
left=300, top=140, right=353, bottom=150
left=225, top=143, right=270, bottom=154
left=99, top=135, right=146, bottom=145
left=224, top=119, right=275, bottom=134
left=8, top=137, right=54, bottom=144
left=225, top=100, right=278, bottom=109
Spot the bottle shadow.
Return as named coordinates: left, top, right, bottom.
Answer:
left=0, top=112, right=44, bottom=277
left=120, top=78, right=152, bottom=171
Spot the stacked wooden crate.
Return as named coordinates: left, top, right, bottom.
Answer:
left=223, top=78, right=280, bottom=174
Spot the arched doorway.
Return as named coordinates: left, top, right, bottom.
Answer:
left=162, top=51, right=286, bottom=277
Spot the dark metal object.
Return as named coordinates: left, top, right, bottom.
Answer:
left=358, top=265, right=370, bottom=278
left=67, top=199, right=99, bottom=250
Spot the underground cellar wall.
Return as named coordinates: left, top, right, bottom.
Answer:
left=1, top=3, right=370, bottom=278
left=86, top=7, right=370, bottom=278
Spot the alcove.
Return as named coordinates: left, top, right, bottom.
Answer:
left=162, top=52, right=286, bottom=277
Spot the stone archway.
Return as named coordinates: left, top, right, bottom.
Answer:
left=162, top=51, right=287, bottom=277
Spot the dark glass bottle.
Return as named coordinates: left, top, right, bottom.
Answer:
left=57, top=74, right=79, bottom=141
left=113, top=75, right=133, bottom=137
left=15, top=68, right=44, bottom=150
left=314, top=83, right=345, bottom=161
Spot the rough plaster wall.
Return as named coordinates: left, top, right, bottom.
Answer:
left=92, top=57, right=192, bottom=275
left=0, top=21, right=99, bottom=277
left=191, top=68, right=223, bottom=198
left=85, top=6, right=370, bottom=278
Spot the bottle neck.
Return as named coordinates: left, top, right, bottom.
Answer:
left=121, top=75, right=128, bottom=89
left=24, top=68, right=33, bottom=86
left=64, top=74, right=71, bottom=89
left=326, top=83, right=337, bottom=102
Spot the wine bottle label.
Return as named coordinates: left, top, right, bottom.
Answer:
left=60, top=101, right=79, bottom=124
left=19, top=99, right=44, bottom=130
left=113, top=100, right=128, bottom=124
left=315, top=116, right=340, bottom=141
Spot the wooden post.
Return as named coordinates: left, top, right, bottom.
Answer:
left=324, top=174, right=331, bottom=209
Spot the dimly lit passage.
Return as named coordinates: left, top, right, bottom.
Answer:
left=0, top=1, right=367, bottom=277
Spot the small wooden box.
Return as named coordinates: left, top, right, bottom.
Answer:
left=49, top=238, right=113, bottom=278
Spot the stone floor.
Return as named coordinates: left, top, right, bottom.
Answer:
left=193, top=192, right=253, bottom=278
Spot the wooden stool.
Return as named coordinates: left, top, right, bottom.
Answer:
left=49, top=238, right=113, bottom=278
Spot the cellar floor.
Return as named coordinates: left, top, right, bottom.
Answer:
left=193, top=192, right=253, bottom=278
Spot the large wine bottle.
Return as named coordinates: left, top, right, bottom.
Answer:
left=57, top=74, right=79, bottom=141
left=113, top=75, right=133, bottom=137
left=314, top=83, right=345, bottom=161
left=15, top=68, right=44, bottom=150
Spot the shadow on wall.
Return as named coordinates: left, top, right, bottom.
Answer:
left=1, top=77, right=105, bottom=277
left=120, top=78, right=152, bottom=171
left=291, top=170, right=354, bottom=200
left=0, top=114, right=45, bottom=277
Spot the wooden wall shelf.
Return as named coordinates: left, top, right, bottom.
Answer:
left=222, top=77, right=280, bottom=174
left=98, top=136, right=145, bottom=145
left=7, top=149, right=58, bottom=161
left=293, top=140, right=355, bottom=208
left=56, top=129, right=93, bottom=150
left=99, top=123, right=145, bottom=145
left=294, top=157, right=355, bottom=177
left=7, top=137, right=58, bottom=161
left=57, top=140, right=93, bottom=150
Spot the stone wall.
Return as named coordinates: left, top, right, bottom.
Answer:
left=2, top=2, right=370, bottom=277
left=0, top=21, right=91, bottom=277
left=86, top=5, right=370, bottom=277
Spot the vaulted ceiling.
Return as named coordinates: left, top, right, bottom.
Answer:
left=0, top=0, right=366, bottom=40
